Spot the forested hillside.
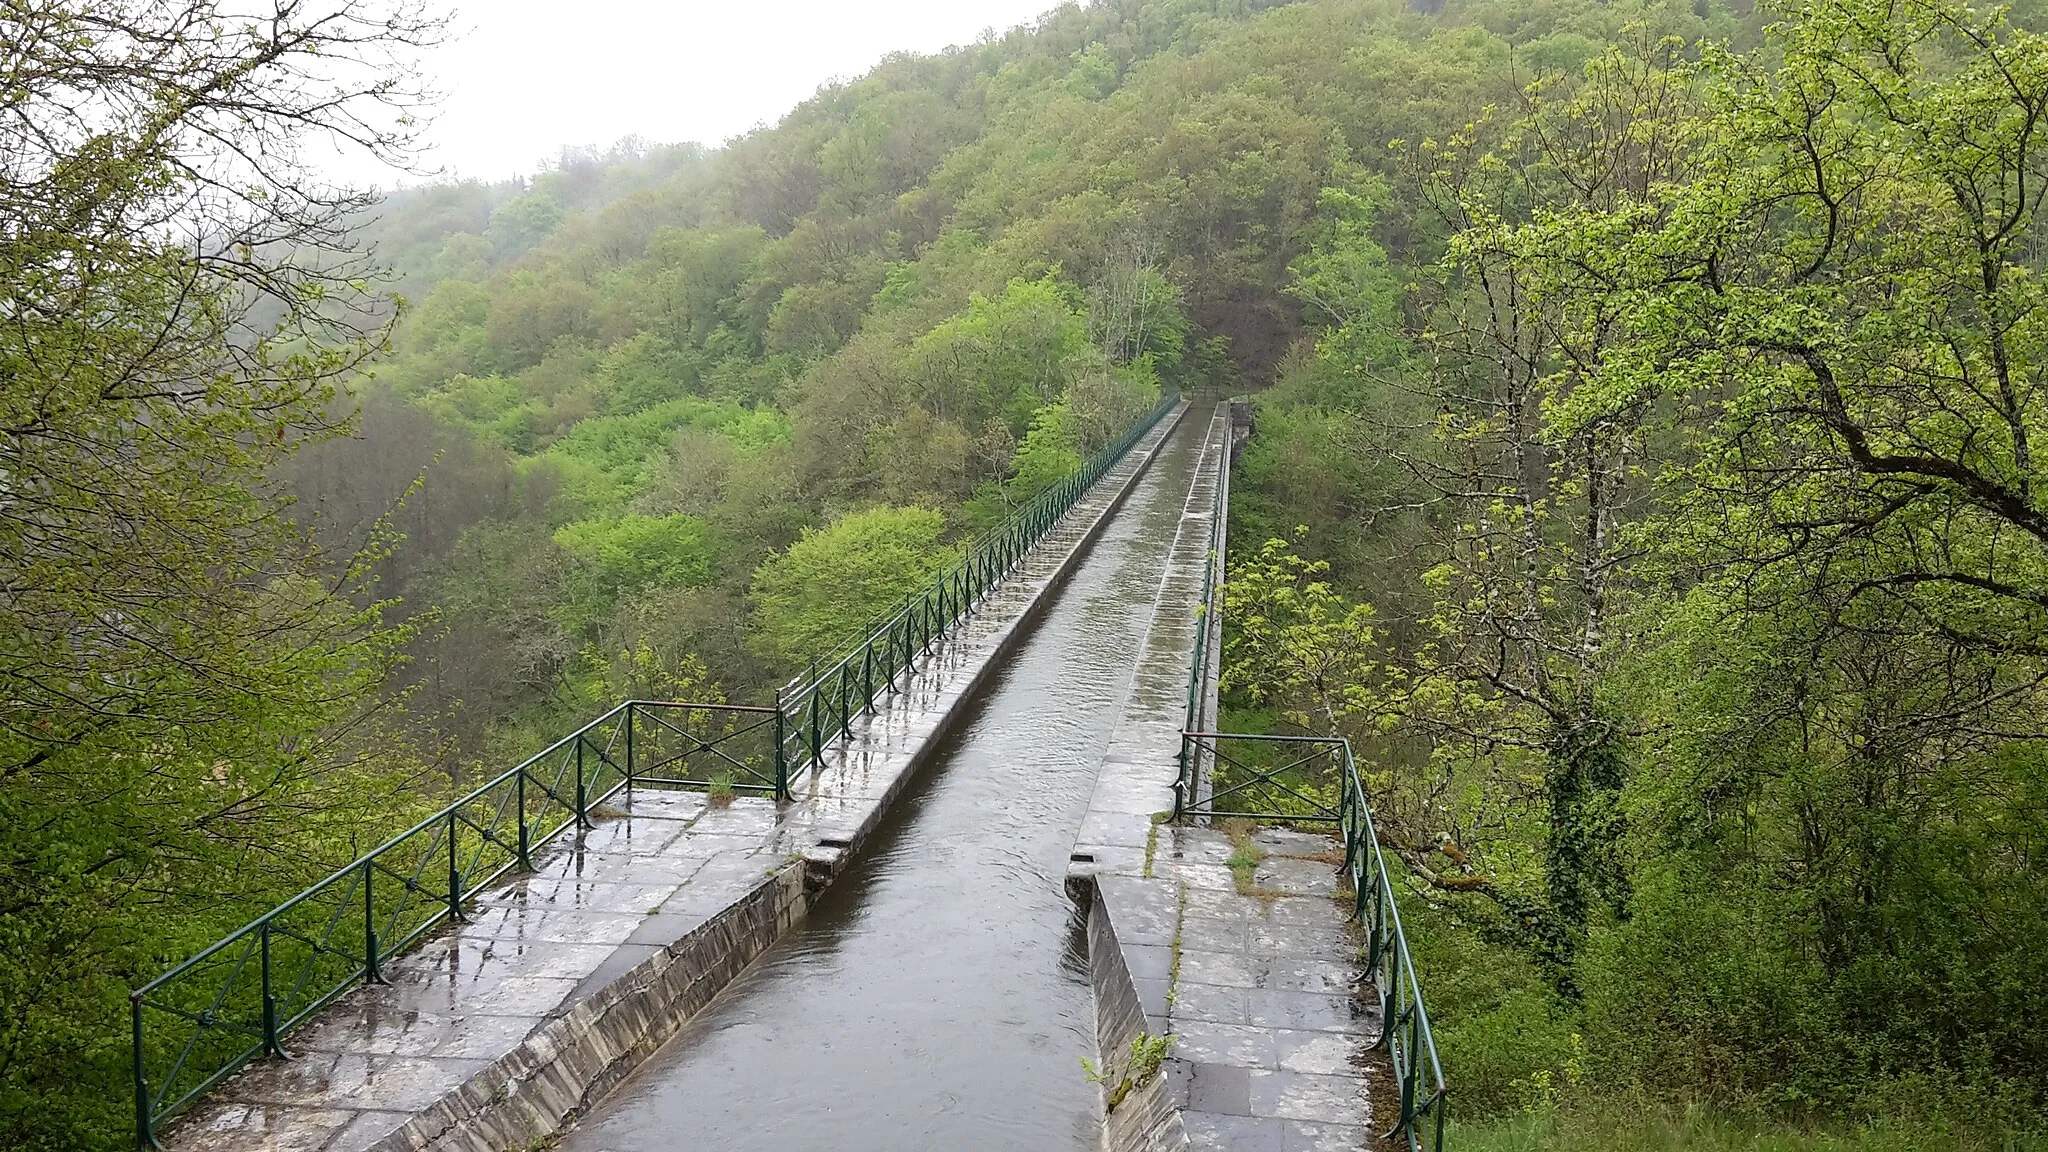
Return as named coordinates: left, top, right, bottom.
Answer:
left=7, top=0, right=2048, bottom=1147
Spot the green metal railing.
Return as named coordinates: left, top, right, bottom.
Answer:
left=130, top=392, right=1180, bottom=1147
left=1176, top=731, right=1343, bottom=822
left=1181, top=410, right=1229, bottom=740
left=1344, top=734, right=1451, bottom=1152
left=1169, top=409, right=1447, bottom=1150
left=127, top=699, right=776, bottom=1147
left=1175, top=406, right=1231, bottom=807
left=772, top=390, right=1179, bottom=788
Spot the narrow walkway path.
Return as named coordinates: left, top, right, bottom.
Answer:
left=1074, top=403, right=1384, bottom=1151
left=563, top=416, right=1208, bottom=1151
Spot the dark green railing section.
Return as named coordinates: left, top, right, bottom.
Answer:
left=128, top=700, right=774, bottom=1147
left=1181, top=410, right=1228, bottom=739
left=1344, top=736, right=1450, bottom=1152
left=1175, top=405, right=1231, bottom=805
left=130, top=393, right=1182, bottom=1147
left=1176, top=731, right=1342, bottom=823
left=772, top=390, right=1179, bottom=789
left=1168, top=409, right=1446, bottom=1150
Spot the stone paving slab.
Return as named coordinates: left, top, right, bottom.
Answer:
left=1071, top=402, right=1388, bottom=1152
left=166, top=402, right=1191, bottom=1152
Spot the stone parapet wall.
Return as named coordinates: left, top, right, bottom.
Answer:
left=371, top=866, right=805, bottom=1151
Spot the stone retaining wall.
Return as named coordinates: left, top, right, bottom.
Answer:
left=370, top=866, right=806, bottom=1151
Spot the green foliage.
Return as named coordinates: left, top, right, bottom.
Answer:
left=579, top=641, right=720, bottom=706
left=910, top=274, right=1100, bottom=434
left=1288, top=180, right=1406, bottom=372
left=1082, top=1032, right=1176, bottom=1113
left=1451, top=1108, right=2048, bottom=1152
left=749, top=506, right=958, bottom=666
left=1008, top=404, right=1088, bottom=496
left=1221, top=533, right=1382, bottom=734
left=554, top=515, right=715, bottom=631
left=1214, top=0, right=2048, bottom=1139
left=0, top=2, right=445, bottom=1145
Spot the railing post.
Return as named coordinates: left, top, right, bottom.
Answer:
left=807, top=658, right=822, bottom=767
left=838, top=664, right=850, bottom=739
left=625, top=703, right=636, bottom=809
left=575, top=739, right=588, bottom=830
left=1173, top=734, right=1189, bottom=818
left=1378, top=932, right=1400, bottom=1052
left=516, top=767, right=531, bottom=870
left=861, top=643, right=874, bottom=713
left=773, top=690, right=789, bottom=800
left=363, top=857, right=385, bottom=984
left=259, top=921, right=286, bottom=1059
left=1401, top=1006, right=1422, bottom=1139
left=446, top=809, right=465, bottom=922
left=132, top=994, right=153, bottom=1150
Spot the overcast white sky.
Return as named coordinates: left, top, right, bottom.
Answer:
left=373, top=0, right=1062, bottom=186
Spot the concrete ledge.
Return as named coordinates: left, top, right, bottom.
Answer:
left=368, top=867, right=806, bottom=1152
left=788, top=398, right=1193, bottom=901
left=1068, top=402, right=1385, bottom=1152
left=1082, top=875, right=1190, bottom=1152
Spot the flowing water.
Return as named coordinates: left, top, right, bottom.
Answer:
left=563, top=418, right=1199, bottom=1152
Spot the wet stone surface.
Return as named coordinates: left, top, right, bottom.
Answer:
left=166, top=406, right=1189, bottom=1152
left=1073, top=403, right=1387, bottom=1152
left=1090, top=826, right=1383, bottom=1152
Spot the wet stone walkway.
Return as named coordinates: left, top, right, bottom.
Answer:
left=166, top=403, right=1189, bottom=1152
left=1071, top=402, right=1385, bottom=1151
left=1092, top=831, right=1381, bottom=1151
left=172, top=794, right=799, bottom=1151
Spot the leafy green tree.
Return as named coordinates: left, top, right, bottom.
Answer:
left=1222, top=534, right=1383, bottom=734
left=486, top=191, right=564, bottom=261
left=430, top=232, right=494, bottom=282
left=749, top=506, right=958, bottom=665
left=1503, top=0, right=2048, bottom=1111
left=911, top=274, right=1100, bottom=433
left=554, top=515, right=716, bottom=633
left=579, top=640, right=722, bottom=707
left=0, top=2, right=443, bottom=1144
left=1008, top=403, right=1088, bottom=496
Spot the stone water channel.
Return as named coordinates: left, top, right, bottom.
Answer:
left=560, top=414, right=1207, bottom=1152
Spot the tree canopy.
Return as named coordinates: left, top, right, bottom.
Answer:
left=12, top=0, right=2048, bottom=1145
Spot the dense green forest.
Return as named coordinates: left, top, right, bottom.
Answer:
left=6, top=0, right=2048, bottom=1147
